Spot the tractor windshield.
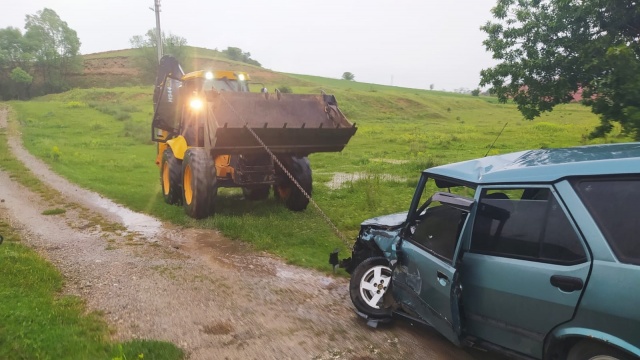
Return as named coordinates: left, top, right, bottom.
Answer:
left=203, top=78, right=249, bottom=92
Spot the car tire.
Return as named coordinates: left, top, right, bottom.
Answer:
left=349, top=257, right=393, bottom=318
left=161, top=149, right=182, bottom=205
left=182, top=148, right=215, bottom=219
left=567, top=340, right=632, bottom=360
left=242, top=185, right=270, bottom=201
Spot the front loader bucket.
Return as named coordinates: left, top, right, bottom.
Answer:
left=206, top=91, right=357, bottom=156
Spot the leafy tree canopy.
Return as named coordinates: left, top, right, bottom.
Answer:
left=342, top=72, right=355, bottom=81
left=221, top=47, right=261, bottom=67
left=0, top=8, right=80, bottom=98
left=130, top=29, right=188, bottom=82
left=10, top=67, right=32, bottom=84
left=480, top=0, right=640, bottom=140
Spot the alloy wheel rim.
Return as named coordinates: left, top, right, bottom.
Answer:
left=359, top=265, right=392, bottom=309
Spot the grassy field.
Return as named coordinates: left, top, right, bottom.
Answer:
left=6, top=74, right=633, bottom=273
left=0, top=111, right=183, bottom=359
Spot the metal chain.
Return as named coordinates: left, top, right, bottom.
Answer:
left=218, top=94, right=353, bottom=250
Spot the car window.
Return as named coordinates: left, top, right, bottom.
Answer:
left=408, top=177, right=474, bottom=263
left=572, top=177, right=640, bottom=266
left=470, top=188, right=587, bottom=265
left=411, top=202, right=467, bottom=262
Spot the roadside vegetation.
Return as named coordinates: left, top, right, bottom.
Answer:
left=0, top=106, right=183, bottom=359
left=6, top=75, right=633, bottom=273
left=0, top=217, right=183, bottom=359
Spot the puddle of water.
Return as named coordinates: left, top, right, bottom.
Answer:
left=92, top=194, right=161, bottom=239
left=326, top=172, right=407, bottom=190
left=370, top=158, right=410, bottom=165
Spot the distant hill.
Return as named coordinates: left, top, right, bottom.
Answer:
left=69, top=46, right=314, bottom=89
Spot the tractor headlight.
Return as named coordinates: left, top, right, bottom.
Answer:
left=237, top=73, right=245, bottom=81
left=205, top=71, right=214, bottom=80
left=190, top=98, right=203, bottom=110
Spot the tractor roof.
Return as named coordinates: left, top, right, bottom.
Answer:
left=181, top=70, right=251, bottom=81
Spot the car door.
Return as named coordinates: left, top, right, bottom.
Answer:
left=392, top=192, right=472, bottom=346
left=460, top=186, right=590, bottom=358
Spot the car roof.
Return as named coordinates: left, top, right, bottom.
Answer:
left=426, top=142, right=640, bottom=184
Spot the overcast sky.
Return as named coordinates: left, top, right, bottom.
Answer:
left=2, top=0, right=498, bottom=91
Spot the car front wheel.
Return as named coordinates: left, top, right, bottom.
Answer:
left=567, top=340, right=632, bottom=360
left=349, top=257, right=393, bottom=319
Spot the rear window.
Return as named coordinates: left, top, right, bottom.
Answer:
left=470, top=188, right=586, bottom=264
left=573, top=177, right=640, bottom=266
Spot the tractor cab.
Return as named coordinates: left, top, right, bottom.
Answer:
left=182, top=70, right=251, bottom=94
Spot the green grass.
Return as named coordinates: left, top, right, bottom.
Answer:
left=42, top=208, right=66, bottom=215
left=0, top=217, right=183, bottom=360
left=6, top=77, right=634, bottom=273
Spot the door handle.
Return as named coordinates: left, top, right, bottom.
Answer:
left=436, top=270, right=449, bottom=286
left=550, top=275, right=584, bottom=292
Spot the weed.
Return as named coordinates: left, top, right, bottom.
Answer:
left=64, top=101, right=87, bottom=108
left=277, top=85, right=292, bottom=94
left=115, top=112, right=131, bottom=121
left=50, top=145, right=61, bottom=161
left=42, top=208, right=66, bottom=215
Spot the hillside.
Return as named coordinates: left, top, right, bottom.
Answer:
left=69, top=47, right=314, bottom=89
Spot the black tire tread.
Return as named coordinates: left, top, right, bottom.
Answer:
left=182, top=148, right=215, bottom=219
left=349, top=257, right=393, bottom=319
left=567, top=340, right=632, bottom=360
left=276, top=156, right=312, bottom=211
left=161, top=149, right=182, bottom=205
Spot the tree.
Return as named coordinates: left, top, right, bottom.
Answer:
left=0, top=27, right=30, bottom=70
left=221, top=47, right=261, bottom=67
left=480, top=0, right=640, bottom=140
left=471, top=89, right=480, bottom=97
left=342, top=72, right=355, bottom=81
left=24, top=8, right=81, bottom=93
left=429, top=84, right=434, bottom=90
left=130, top=29, right=188, bottom=82
left=10, top=67, right=32, bottom=99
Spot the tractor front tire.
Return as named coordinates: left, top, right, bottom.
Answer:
left=275, top=156, right=312, bottom=211
left=161, top=149, right=182, bottom=205
left=182, top=148, right=216, bottom=219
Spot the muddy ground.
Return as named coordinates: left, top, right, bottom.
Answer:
left=0, top=106, right=495, bottom=359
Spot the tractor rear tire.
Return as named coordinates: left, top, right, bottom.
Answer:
left=182, top=148, right=216, bottom=219
left=161, top=149, right=182, bottom=205
left=275, top=156, right=312, bottom=211
left=242, top=186, right=270, bottom=201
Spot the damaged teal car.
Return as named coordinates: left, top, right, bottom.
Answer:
left=343, top=143, right=640, bottom=360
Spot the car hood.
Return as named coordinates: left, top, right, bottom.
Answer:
left=361, top=212, right=407, bottom=229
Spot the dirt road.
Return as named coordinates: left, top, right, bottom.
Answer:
left=0, top=106, right=490, bottom=359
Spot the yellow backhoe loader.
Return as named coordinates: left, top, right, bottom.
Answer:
left=151, top=55, right=357, bottom=218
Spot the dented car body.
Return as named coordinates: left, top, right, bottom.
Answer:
left=344, top=143, right=640, bottom=360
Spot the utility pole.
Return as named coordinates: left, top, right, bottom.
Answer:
left=153, top=0, right=163, bottom=62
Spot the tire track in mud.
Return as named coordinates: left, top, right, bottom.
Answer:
left=0, top=105, right=483, bottom=359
